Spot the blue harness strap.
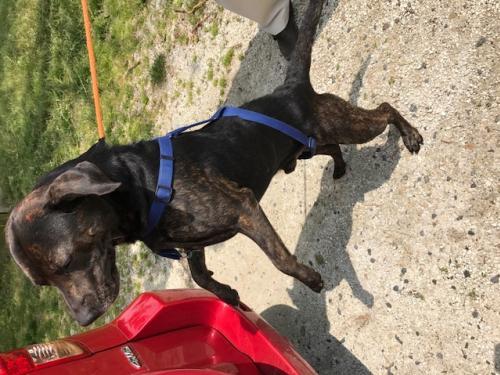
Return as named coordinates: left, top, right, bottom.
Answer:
left=220, top=107, right=317, bottom=159
left=146, top=106, right=317, bottom=259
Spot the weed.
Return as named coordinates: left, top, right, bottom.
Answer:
left=209, top=20, right=219, bottom=39
left=207, top=60, right=214, bottom=81
left=150, top=54, right=166, bottom=85
left=222, top=47, right=235, bottom=69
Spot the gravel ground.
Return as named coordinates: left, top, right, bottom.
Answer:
left=123, top=0, right=499, bottom=373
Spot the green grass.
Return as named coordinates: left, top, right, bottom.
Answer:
left=0, top=0, right=155, bottom=352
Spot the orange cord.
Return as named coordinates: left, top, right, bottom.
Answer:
left=81, top=0, right=105, bottom=140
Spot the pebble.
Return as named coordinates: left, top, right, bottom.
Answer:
left=475, top=36, right=487, bottom=47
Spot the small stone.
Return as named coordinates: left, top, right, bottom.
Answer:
left=382, top=22, right=390, bottom=31
left=467, top=229, right=475, bottom=236
left=393, top=285, right=399, bottom=292
left=470, top=182, right=477, bottom=188
left=300, top=325, right=306, bottom=336
left=472, top=310, right=479, bottom=318
left=401, top=268, right=407, bottom=275
left=386, top=302, right=392, bottom=308
left=456, top=215, right=463, bottom=221
left=409, top=104, right=418, bottom=112
left=431, top=213, right=437, bottom=219
left=436, top=352, right=443, bottom=359
left=491, top=274, right=499, bottom=284
left=395, top=335, right=403, bottom=344
left=370, top=258, right=376, bottom=263
left=475, top=36, right=487, bottom=47
left=404, top=279, right=409, bottom=284
left=463, top=270, right=471, bottom=278
left=432, top=279, right=437, bottom=285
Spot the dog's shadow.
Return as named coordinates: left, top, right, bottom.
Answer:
left=224, top=0, right=340, bottom=106
left=261, top=130, right=401, bottom=374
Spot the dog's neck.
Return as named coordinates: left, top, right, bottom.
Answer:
left=98, top=141, right=160, bottom=244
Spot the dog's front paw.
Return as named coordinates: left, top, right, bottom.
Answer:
left=332, top=163, right=346, bottom=179
left=402, top=127, right=424, bottom=154
left=215, top=285, right=240, bottom=306
left=306, top=271, right=324, bottom=293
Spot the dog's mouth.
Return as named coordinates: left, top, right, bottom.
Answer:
left=68, top=247, right=120, bottom=326
left=74, top=276, right=119, bottom=326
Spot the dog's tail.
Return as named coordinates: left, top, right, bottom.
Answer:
left=285, top=0, right=326, bottom=84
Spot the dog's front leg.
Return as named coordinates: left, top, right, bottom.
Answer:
left=187, top=247, right=240, bottom=305
left=238, top=190, right=324, bottom=293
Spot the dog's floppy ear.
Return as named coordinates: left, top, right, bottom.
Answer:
left=47, top=161, right=121, bottom=205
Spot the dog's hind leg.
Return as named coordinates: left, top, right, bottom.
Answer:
left=187, top=247, right=240, bottom=305
left=314, top=95, right=424, bottom=154
left=316, top=144, right=346, bottom=179
left=237, top=189, right=324, bottom=292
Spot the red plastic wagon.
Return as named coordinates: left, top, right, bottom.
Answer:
left=0, top=289, right=317, bottom=374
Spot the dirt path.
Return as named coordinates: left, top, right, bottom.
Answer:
left=119, top=0, right=499, bottom=373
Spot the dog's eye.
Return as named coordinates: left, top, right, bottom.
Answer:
left=87, top=227, right=97, bottom=237
left=54, top=199, right=82, bottom=213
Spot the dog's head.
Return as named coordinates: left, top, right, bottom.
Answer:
left=5, top=161, right=122, bottom=326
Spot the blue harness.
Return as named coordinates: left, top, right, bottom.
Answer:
left=147, top=106, right=316, bottom=259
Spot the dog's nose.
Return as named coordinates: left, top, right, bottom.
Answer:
left=72, top=296, right=102, bottom=326
left=75, top=308, right=99, bottom=326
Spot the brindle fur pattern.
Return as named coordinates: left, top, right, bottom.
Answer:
left=6, top=0, right=422, bottom=325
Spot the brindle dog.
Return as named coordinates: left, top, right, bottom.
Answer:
left=6, top=0, right=422, bottom=326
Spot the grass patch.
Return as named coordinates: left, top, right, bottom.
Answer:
left=150, top=54, right=166, bottom=85
left=0, top=0, right=153, bottom=205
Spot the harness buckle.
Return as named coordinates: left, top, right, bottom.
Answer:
left=299, top=136, right=317, bottom=159
left=155, top=184, right=173, bottom=205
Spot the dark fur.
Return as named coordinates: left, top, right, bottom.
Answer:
left=6, top=0, right=422, bottom=326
